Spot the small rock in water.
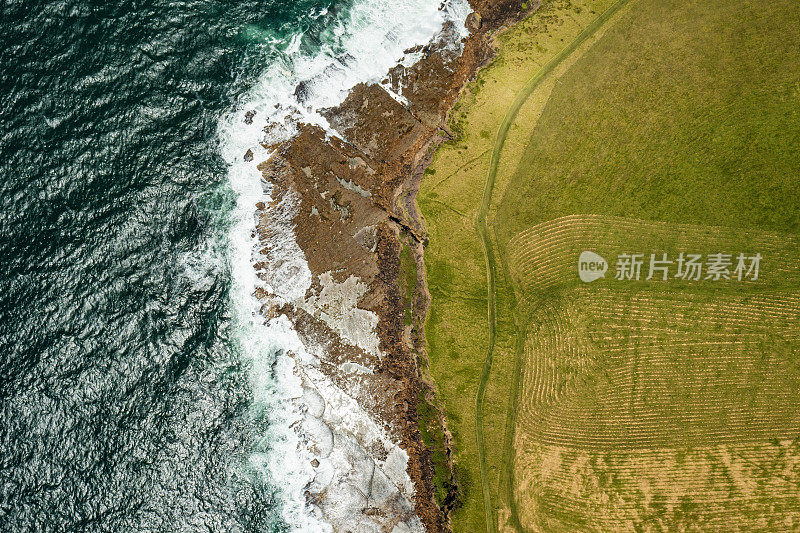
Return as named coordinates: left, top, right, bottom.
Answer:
left=244, top=110, right=256, bottom=124
left=311, top=458, right=320, bottom=468
left=294, top=81, right=309, bottom=104
left=244, top=149, right=253, bottom=162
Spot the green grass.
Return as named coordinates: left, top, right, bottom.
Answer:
left=416, top=389, right=454, bottom=508
left=421, top=0, right=800, bottom=530
left=419, top=0, right=617, bottom=530
left=495, top=0, right=800, bottom=244
left=494, top=0, right=800, bottom=530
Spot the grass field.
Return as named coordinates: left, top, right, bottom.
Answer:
left=419, top=0, right=618, bottom=529
left=510, top=216, right=800, bottom=529
left=420, top=0, right=800, bottom=530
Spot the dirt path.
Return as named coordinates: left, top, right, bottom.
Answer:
left=474, top=0, right=634, bottom=529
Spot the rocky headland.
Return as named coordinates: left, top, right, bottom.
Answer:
left=249, top=1, right=526, bottom=530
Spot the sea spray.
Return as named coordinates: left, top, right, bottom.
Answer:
left=218, top=0, right=470, bottom=528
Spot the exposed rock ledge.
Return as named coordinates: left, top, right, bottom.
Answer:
left=250, top=1, right=525, bottom=530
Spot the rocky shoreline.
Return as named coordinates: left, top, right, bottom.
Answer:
left=249, top=1, right=525, bottom=530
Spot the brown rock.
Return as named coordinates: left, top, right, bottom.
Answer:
left=321, top=83, right=432, bottom=167
left=466, top=11, right=482, bottom=31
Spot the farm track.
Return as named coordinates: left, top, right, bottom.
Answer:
left=474, top=0, right=635, bottom=530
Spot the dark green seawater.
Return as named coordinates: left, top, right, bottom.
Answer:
left=0, top=0, right=336, bottom=530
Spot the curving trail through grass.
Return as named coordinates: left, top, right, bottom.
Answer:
left=473, top=0, right=635, bottom=529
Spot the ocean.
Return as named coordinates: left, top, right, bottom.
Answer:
left=0, top=0, right=466, bottom=530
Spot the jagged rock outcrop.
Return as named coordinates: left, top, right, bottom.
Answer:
left=250, top=0, right=528, bottom=530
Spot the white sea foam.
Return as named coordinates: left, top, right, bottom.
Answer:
left=221, top=0, right=470, bottom=149
left=218, top=0, right=471, bottom=529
